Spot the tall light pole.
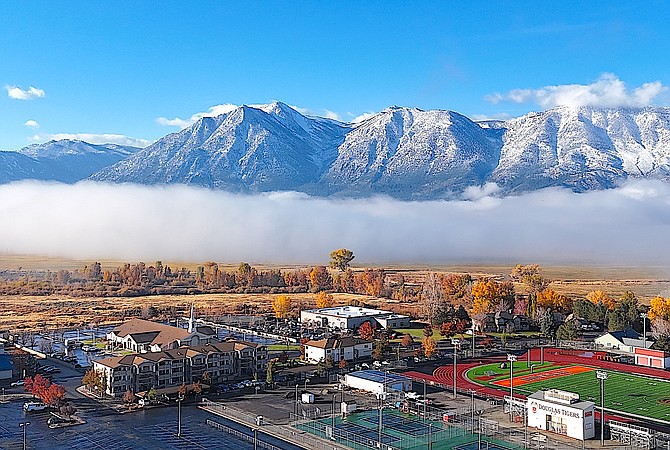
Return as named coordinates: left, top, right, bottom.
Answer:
left=19, top=422, right=29, bottom=450
left=471, top=320, right=476, bottom=359
left=294, top=384, right=299, bottom=419
left=597, top=371, right=608, bottom=447
left=641, top=313, right=648, bottom=348
left=507, top=354, right=517, bottom=421
left=452, top=338, right=460, bottom=399
left=177, top=393, right=183, bottom=437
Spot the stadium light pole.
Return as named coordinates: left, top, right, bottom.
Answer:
left=452, top=338, right=460, bottom=399
left=19, top=422, right=29, bottom=450
left=294, top=384, right=299, bottom=420
left=471, top=320, right=476, bottom=359
left=597, top=370, right=608, bottom=447
left=507, top=354, right=517, bottom=422
left=641, top=313, right=648, bottom=348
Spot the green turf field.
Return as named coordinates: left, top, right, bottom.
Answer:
left=467, top=362, right=670, bottom=423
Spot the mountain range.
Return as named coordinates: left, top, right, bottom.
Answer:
left=4, top=102, right=670, bottom=199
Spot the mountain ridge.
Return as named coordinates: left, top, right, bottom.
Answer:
left=5, top=103, right=670, bottom=199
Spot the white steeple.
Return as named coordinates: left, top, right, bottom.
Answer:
left=188, top=303, right=195, bottom=333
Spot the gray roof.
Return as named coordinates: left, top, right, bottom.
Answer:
left=528, top=390, right=594, bottom=411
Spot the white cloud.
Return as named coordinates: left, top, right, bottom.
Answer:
left=24, top=120, right=40, bottom=128
left=351, top=112, right=377, bottom=124
left=156, top=103, right=239, bottom=128
left=30, top=133, right=152, bottom=148
left=0, top=179, right=669, bottom=266
left=6, top=85, right=45, bottom=100
left=323, top=110, right=342, bottom=121
left=462, top=182, right=501, bottom=200
left=486, top=74, right=668, bottom=109
left=470, top=113, right=513, bottom=122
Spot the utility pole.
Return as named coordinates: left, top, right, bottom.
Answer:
left=452, top=338, right=460, bottom=399
left=597, top=370, right=608, bottom=447
left=507, top=354, right=517, bottom=422
left=19, top=422, right=29, bottom=450
left=641, top=313, right=648, bottom=349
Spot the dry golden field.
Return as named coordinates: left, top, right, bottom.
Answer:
left=1, top=254, right=669, bottom=332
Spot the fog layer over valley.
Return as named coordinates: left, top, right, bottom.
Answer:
left=1, top=180, right=668, bottom=266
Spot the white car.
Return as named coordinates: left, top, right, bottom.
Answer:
left=11, top=380, right=25, bottom=387
left=23, top=402, right=47, bottom=412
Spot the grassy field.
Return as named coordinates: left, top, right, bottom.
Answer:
left=468, top=362, right=670, bottom=423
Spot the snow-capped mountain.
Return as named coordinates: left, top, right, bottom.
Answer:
left=16, top=140, right=140, bottom=183
left=491, top=106, right=670, bottom=192
left=91, top=102, right=349, bottom=191
left=320, top=107, right=502, bottom=198
left=5, top=103, right=670, bottom=198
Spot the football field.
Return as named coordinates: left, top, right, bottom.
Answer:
left=467, top=362, right=670, bottom=423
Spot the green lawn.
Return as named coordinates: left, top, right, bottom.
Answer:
left=467, top=362, right=670, bottom=423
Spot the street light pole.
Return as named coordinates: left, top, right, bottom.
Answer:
left=597, top=370, right=608, bottom=447
left=641, top=313, right=648, bottom=348
left=294, top=384, right=299, bottom=420
left=177, top=395, right=183, bottom=437
left=507, top=354, right=517, bottom=422
left=452, top=338, right=460, bottom=399
left=19, top=422, right=29, bottom=450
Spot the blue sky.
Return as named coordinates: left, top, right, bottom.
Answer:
left=1, top=1, right=670, bottom=151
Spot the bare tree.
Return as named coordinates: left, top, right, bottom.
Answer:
left=421, top=273, right=445, bottom=325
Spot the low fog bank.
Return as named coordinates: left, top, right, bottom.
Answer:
left=0, top=180, right=669, bottom=267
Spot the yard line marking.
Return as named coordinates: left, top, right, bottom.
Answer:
left=491, top=365, right=595, bottom=388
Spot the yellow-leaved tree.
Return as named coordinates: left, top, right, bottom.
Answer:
left=314, top=291, right=334, bottom=309
left=536, top=289, right=572, bottom=312
left=421, top=337, right=437, bottom=358
left=649, top=296, right=670, bottom=321
left=272, top=295, right=293, bottom=318
left=586, top=290, right=615, bottom=310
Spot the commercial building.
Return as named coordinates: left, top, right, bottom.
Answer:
left=527, top=389, right=595, bottom=441
left=106, top=318, right=217, bottom=353
left=301, top=306, right=409, bottom=330
left=343, top=370, right=412, bottom=398
left=93, top=340, right=268, bottom=397
left=303, top=336, right=372, bottom=363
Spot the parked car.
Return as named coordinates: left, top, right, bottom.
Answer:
left=11, top=380, right=25, bottom=387
left=47, top=416, right=75, bottom=428
left=24, top=402, right=48, bottom=412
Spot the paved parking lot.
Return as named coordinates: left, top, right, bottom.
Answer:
left=0, top=398, right=297, bottom=450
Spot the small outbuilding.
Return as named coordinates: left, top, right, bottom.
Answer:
left=527, top=389, right=595, bottom=441
left=343, top=370, right=412, bottom=399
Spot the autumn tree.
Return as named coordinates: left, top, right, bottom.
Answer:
left=510, top=264, right=549, bottom=294
left=358, top=321, right=375, bottom=340
left=123, top=389, right=135, bottom=410
left=421, top=273, right=446, bottom=325
left=440, top=322, right=456, bottom=338
left=329, top=248, right=355, bottom=271
left=338, top=358, right=348, bottom=371
left=401, top=333, right=414, bottom=348
left=372, top=333, right=389, bottom=360
left=421, top=337, right=437, bottom=358
left=471, top=280, right=515, bottom=315
left=272, top=295, right=293, bottom=318
left=536, top=289, right=572, bottom=312
left=586, top=290, right=615, bottom=310
left=314, top=291, right=334, bottom=309
left=423, top=325, right=434, bottom=337
left=443, top=273, right=473, bottom=309
left=309, top=266, right=333, bottom=292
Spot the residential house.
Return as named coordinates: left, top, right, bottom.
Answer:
left=106, top=318, right=217, bottom=353
left=595, top=329, right=654, bottom=353
left=303, top=336, right=373, bottom=364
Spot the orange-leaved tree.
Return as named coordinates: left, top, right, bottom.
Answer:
left=358, top=321, right=375, bottom=340
left=314, top=291, right=334, bottom=309
left=422, top=337, right=437, bottom=358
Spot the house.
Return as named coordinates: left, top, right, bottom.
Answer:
left=473, top=314, right=496, bottom=333
left=92, top=340, right=268, bottom=397
left=301, top=306, right=409, bottom=330
left=106, top=318, right=217, bottom=353
left=595, top=329, right=653, bottom=353
left=513, top=315, right=530, bottom=331
left=303, top=336, right=373, bottom=364
left=494, top=311, right=514, bottom=332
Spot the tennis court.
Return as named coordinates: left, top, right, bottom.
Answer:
left=296, top=408, right=521, bottom=450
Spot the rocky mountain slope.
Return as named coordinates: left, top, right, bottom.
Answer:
left=5, top=103, right=670, bottom=198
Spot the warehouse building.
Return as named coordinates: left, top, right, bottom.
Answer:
left=527, top=389, right=595, bottom=441
left=343, top=370, right=412, bottom=398
left=301, top=306, right=409, bottom=330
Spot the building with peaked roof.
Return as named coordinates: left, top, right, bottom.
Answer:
left=595, top=329, right=654, bottom=354
left=301, top=306, right=409, bottom=330
left=303, top=336, right=372, bottom=363
left=106, top=318, right=217, bottom=353
left=93, top=340, right=268, bottom=397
